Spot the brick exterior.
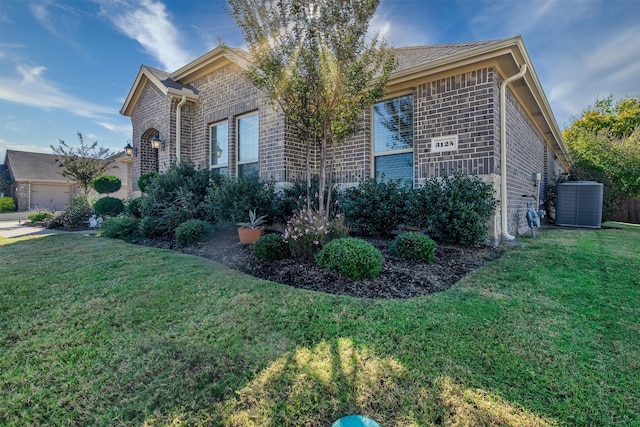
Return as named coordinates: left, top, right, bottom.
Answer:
left=125, top=59, right=563, bottom=242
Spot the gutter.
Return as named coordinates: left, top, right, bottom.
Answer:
left=175, top=95, right=187, bottom=162
left=500, top=63, right=527, bottom=241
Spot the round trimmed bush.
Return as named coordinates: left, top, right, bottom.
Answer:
left=138, top=171, right=159, bottom=193
left=94, top=196, right=125, bottom=216
left=92, top=175, right=121, bottom=194
left=253, top=233, right=290, bottom=261
left=175, top=218, right=214, bottom=247
left=389, top=232, right=437, bottom=263
left=315, top=238, right=383, bottom=280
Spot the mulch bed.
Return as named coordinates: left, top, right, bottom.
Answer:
left=167, top=225, right=505, bottom=299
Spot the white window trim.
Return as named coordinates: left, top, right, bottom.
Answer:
left=236, top=111, right=259, bottom=177
left=210, top=119, right=229, bottom=172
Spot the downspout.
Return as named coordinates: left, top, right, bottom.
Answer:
left=28, top=180, right=32, bottom=211
left=500, top=63, right=527, bottom=241
left=175, top=95, right=187, bottom=162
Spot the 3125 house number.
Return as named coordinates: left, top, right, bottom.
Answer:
left=431, top=135, right=459, bottom=153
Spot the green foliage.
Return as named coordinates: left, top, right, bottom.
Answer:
left=139, top=162, right=215, bottom=237
left=27, top=210, right=55, bottom=223
left=94, top=197, right=125, bottom=216
left=205, top=175, right=277, bottom=225
left=339, top=176, right=409, bottom=236
left=283, top=209, right=333, bottom=258
left=409, top=173, right=498, bottom=245
left=92, top=175, right=122, bottom=194
left=137, top=215, right=162, bottom=238
left=0, top=196, right=16, bottom=213
left=99, top=216, right=141, bottom=242
left=126, top=197, right=143, bottom=218
left=275, top=176, right=339, bottom=223
left=48, top=195, right=93, bottom=229
left=175, top=219, right=214, bottom=247
left=138, top=172, right=159, bottom=193
left=564, top=95, right=640, bottom=139
left=50, top=131, right=115, bottom=193
left=227, top=0, right=396, bottom=215
left=253, top=233, right=290, bottom=261
left=315, top=237, right=383, bottom=280
left=237, top=209, right=268, bottom=229
left=389, top=232, right=437, bottom=263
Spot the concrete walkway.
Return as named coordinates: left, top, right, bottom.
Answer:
left=0, top=220, right=97, bottom=239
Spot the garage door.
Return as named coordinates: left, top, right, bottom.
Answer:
left=31, top=184, right=72, bottom=211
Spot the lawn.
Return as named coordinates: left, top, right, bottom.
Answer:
left=1, top=224, right=638, bottom=426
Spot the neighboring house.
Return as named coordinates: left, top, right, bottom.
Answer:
left=120, top=35, right=570, bottom=244
left=3, top=150, right=129, bottom=211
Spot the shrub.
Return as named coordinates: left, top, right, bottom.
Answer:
left=408, top=173, right=498, bottom=245
left=253, top=233, right=290, bottom=261
left=137, top=215, right=163, bottom=238
left=28, top=210, right=54, bottom=223
left=175, top=218, right=214, bottom=247
left=92, top=175, right=122, bottom=194
left=284, top=209, right=347, bottom=258
left=0, top=196, right=15, bottom=213
left=99, top=217, right=141, bottom=242
left=48, top=195, right=93, bottom=229
left=139, top=162, right=214, bottom=237
left=126, top=197, right=143, bottom=218
left=389, top=232, right=437, bottom=263
left=94, top=197, right=125, bottom=216
left=315, top=238, right=383, bottom=280
left=138, top=172, right=159, bottom=193
left=340, top=176, right=410, bottom=236
left=205, top=174, right=277, bottom=225
left=275, top=176, right=340, bottom=223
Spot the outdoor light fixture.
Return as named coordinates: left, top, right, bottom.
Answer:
left=151, top=133, right=165, bottom=150
left=124, top=140, right=136, bottom=157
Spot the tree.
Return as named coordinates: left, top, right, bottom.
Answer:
left=226, top=0, right=396, bottom=215
left=51, top=132, right=115, bottom=194
left=562, top=96, right=640, bottom=217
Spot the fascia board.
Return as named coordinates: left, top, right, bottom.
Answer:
left=171, top=46, right=249, bottom=84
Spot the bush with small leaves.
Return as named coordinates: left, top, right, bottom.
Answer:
left=28, top=210, right=55, bottom=223
left=0, top=196, right=15, bottom=213
left=205, top=174, right=277, bottom=225
left=138, top=172, right=159, bottom=193
left=126, top=197, right=143, bottom=218
left=253, top=233, right=290, bottom=261
left=175, top=219, right=214, bottom=247
left=99, top=217, right=141, bottom=242
left=389, top=232, right=437, bottom=263
left=94, top=197, right=125, bottom=216
left=315, top=238, right=383, bottom=280
left=92, top=175, right=122, bottom=194
left=48, top=195, right=93, bottom=229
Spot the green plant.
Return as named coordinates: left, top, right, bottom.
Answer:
left=175, top=218, right=214, bottom=247
left=275, top=176, right=340, bottom=223
left=126, top=197, right=143, bottom=218
left=283, top=209, right=332, bottom=258
left=48, top=195, right=93, bottom=229
left=137, top=215, right=163, bottom=238
left=94, top=197, right=125, bottom=216
left=237, top=209, right=268, bottom=229
left=205, top=175, right=277, bottom=225
left=138, top=172, right=159, bottom=193
left=99, top=216, right=141, bottom=242
left=340, top=176, right=410, bottom=236
left=315, top=237, right=383, bottom=280
left=92, top=175, right=122, bottom=194
left=409, top=173, right=498, bottom=245
left=253, top=233, right=290, bottom=261
left=389, top=232, right=437, bottom=263
left=27, top=210, right=55, bottom=223
left=0, top=196, right=16, bottom=213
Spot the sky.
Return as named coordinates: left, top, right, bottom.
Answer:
left=1, top=0, right=639, bottom=161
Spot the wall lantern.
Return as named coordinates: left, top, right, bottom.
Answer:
left=124, top=140, right=136, bottom=157
left=151, top=133, right=165, bottom=151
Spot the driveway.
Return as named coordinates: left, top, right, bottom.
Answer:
left=0, top=220, right=96, bottom=239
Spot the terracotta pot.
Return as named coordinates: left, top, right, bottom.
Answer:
left=237, top=226, right=265, bottom=244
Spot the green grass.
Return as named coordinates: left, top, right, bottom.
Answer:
left=1, top=226, right=639, bottom=426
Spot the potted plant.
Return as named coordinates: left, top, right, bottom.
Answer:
left=237, top=209, right=267, bottom=244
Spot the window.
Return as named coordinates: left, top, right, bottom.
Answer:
left=237, top=113, right=259, bottom=178
left=210, top=121, right=229, bottom=176
left=373, top=94, right=414, bottom=186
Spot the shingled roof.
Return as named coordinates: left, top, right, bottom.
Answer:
left=5, top=150, right=68, bottom=183
left=394, top=41, right=498, bottom=73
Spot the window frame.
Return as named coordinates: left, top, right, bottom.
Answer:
left=371, top=92, right=415, bottom=186
left=236, top=111, right=260, bottom=178
left=209, top=119, right=229, bottom=175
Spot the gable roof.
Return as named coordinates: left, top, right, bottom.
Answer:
left=5, top=150, right=69, bottom=183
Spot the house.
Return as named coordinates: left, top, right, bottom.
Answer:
left=120, top=35, right=570, bottom=244
left=3, top=150, right=129, bottom=211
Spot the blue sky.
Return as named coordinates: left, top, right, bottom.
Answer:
left=1, top=0, right=639, bottom=161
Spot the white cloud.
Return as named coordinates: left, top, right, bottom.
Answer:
left=0, top=64, right=115, bottom=118
left=0, top=138, right=52, bottom=162
left=97, top=121, right=132, bottom=135
left=105, top=0, right=193, bottom=71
